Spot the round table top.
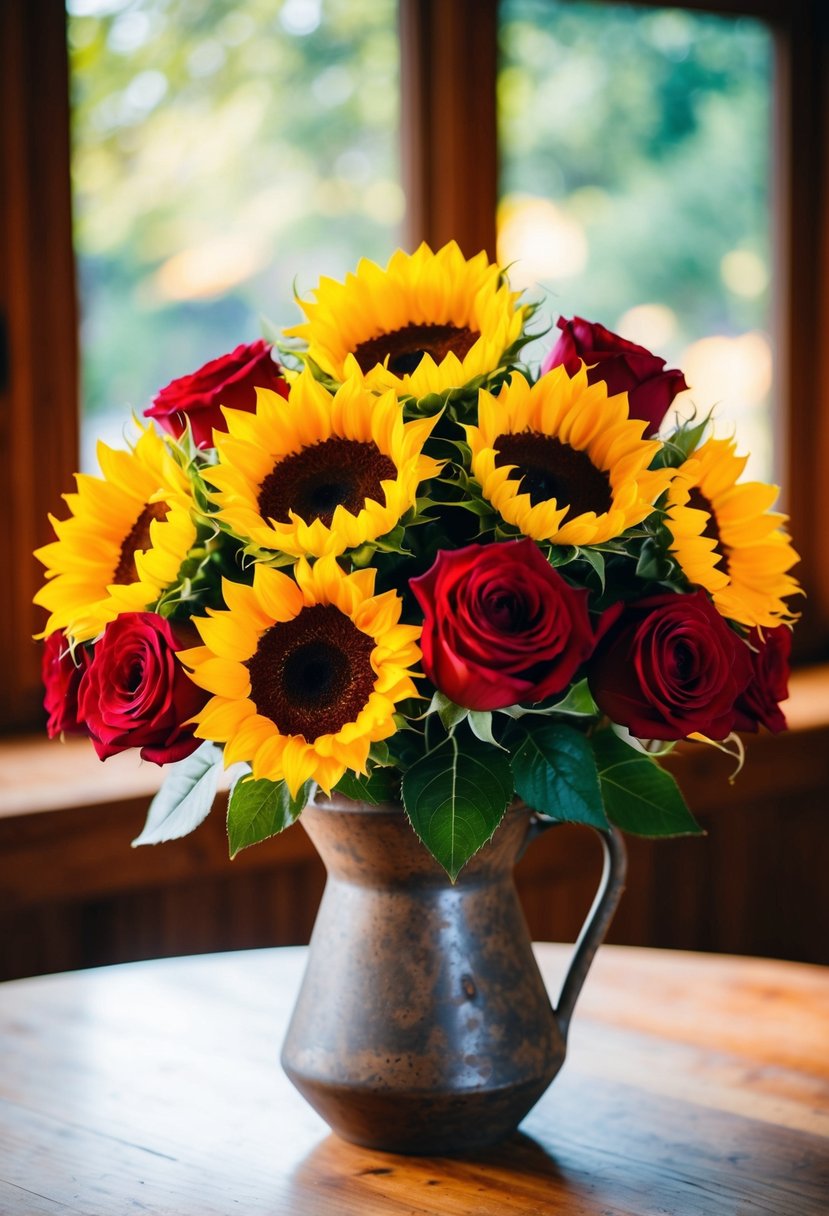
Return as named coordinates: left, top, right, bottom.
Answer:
left=1, top=943, right=827, bottom=1215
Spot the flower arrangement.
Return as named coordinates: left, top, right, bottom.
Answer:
left=35, top=242, right=800, bottom=877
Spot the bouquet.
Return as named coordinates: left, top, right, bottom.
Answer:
left=34, top=242, right=800, bottom=878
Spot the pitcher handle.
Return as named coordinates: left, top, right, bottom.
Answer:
left=525, top=816, right=627, bottom=1042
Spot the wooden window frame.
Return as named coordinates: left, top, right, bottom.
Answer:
left=400, top=0, right=829, bottom=665
left=0, top=0, right=827, bottom=738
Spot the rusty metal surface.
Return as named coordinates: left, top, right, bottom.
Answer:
left=281, top=797, right=626, bottom=1154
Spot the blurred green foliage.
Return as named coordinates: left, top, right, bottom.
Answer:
left=498, top=0, right=772, bottom=349
left=69, top=0, right=774, bottom=475
left=68, top=0, right=399, bottom=435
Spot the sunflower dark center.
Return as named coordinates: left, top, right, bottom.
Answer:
left=112, top=501, right=169, bottom=584
left=493, top=431, right=613, bottom=516
left=257, top=438, right=397, bottom=529
left=687, top=487, right=730, bottom=574
left=247, top=603, right=376, bottom=739
left=353, top=323, right=479, bottom=377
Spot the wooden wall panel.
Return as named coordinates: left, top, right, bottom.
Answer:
left=1, top=717, right=827, bottom=981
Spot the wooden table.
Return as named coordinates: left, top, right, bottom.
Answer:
left=0, top=945, right=826, bottom=1215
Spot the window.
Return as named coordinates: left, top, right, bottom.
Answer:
left=498, top=0, right=776, bottom=481
left=1, top=0, right=827, bottom=735
left=68, top=0, right=400, bottom=466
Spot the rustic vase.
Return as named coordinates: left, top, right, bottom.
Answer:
left=280, top=794, right=627, bottom=1155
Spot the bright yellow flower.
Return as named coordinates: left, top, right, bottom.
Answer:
left=181, top=557, right=421, bottom=796
left=665, top=437, right=800, bottom=628
left=286, top=241, right=527, bottom=400
left=206, top=371, right=441, bottom=558
left=466, top=366, right=674, bottom=546
left=34, top=424, right=196, bottom=642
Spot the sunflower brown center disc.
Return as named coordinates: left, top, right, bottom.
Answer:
left=112, top=500, right=170, bottom=584
left=687, top=486, right=731, bottom=574
left=494, top=431, right=613, bottom=516
left=258, top=438, right=397, bottom=528
left=247, top=603, right=376, bottom=739
left=353, top=323, right=479, bottom=377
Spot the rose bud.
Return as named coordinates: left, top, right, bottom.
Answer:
left=410, top=538, right=616, bottom=712
left=588, top=589, right=753, bottom=741
left=78, top=613, right=208, bottom=765
left=542, top=316, right=688, bottom=437
left=734, top=625, right=791, bottom=734
left=145, top=339, right=289, bottom=449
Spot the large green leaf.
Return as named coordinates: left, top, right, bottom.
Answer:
left=227, top=777, right=313, bottom=858
left=333, top=767, right=399, bottom=806
left=592, top=730, right=703, bottom=837
left=508, top=720, right=608, bottom=827
left=401, top=729, right=513, bottom=880
left=132, top=741, right=223, bottom=847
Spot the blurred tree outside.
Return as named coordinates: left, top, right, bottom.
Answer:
left=68, top=0, right=400, bottom=467
left=498, top=0, right=775, bottom=480
left=69, top=0, right=776, bottom=481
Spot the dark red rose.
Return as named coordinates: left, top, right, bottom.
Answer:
left=42, top=632, right=89, bottom=738
left=145, top=340, right=289, bottom=449
left=734, top=626, right=791, bottom=734
left=78, top=613, right=208, bottom=765
left=588, top=589, right=753, bottom=741
left=541, top=316, right=689, bottom=436
left=410, top=539, right=617, bottom=712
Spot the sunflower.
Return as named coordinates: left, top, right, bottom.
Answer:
left=466, top=366, right=675, bottom=546
left=34, top=424, right=197, bottom=642
left=181, top=557, right=421, bottom=795
left=285, top=241, right=527, bottom=401
left=206, top=371, right=441, bottom=558
left=665, top=437, right=800, bottom=628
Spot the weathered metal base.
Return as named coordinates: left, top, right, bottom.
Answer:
left=280, top=795, right=625, bottom=1156
left=283, top=1067, right=561, bottom=1156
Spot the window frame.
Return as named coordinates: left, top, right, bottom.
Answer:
left=0, top=0, right=826, bottom=734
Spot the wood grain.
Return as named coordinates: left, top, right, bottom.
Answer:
left=0, top=0, right=78, bottom=732
left=0, top=945, right=826, bottom=1215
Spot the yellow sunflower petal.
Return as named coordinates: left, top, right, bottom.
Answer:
left=184, top=555, right=421, bottom=792
left=209, top=370, right=436, bottom=560
left=33, top=422, right=198, bottom=642
left=665, top=436, right=801, bottom=627
left=468, top=365, right=672, bottom=546
left=286, top=241, right=528, bottom=401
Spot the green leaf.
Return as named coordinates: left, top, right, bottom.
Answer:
left=592, top=730, right=703, bottom=837
left=401, top=729, right=513, bottom=880
left=428, top=690, right=469, bottom=733
left=333, top=767, right=399, bottom=806
left=547, top=545, right=579, bottom=568
left=507, top=720, right=608, bottom=827
left=635, top=536, right=678, bottom=582
left=467, top=710, right=506, bottom=749
left=577, top=546, right=606, bottom=594
left=653, top=411, right=713, bottom=468
left=132, top=741, right=223, bottom=847
left=227, top=777, right=313, bottom=858
left=547, top=678, right=599, bottom=717
left=368, top=740, right=392, bottom=766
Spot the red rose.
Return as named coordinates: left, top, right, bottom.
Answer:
left=410, top=539, right=615, bottom=712
left=42, top=632, right=89, bottom=738
left=144, top=340, right=289, bottom=449
left=588, top=590, right=753, bottom=741
left=78, top=613, right=208, bottom=765
left=734, top=626, right=791, bottom=734
left=542, top=316, right=688, bottom=436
